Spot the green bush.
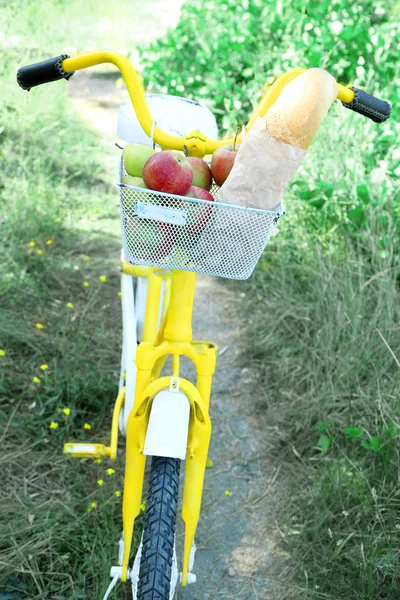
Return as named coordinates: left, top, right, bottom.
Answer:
left=141, top=0, right=399, bottom=251
left=141, top=0, right=399, bottom=132
left=272, top=107, right=399, bottom=259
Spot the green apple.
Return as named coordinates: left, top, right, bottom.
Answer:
left=123, top=143, right=156, bottom=177
left=122, top=175, right=148, bottom=188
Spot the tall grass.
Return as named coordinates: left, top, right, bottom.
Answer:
left=241, top=228, right=400, bottom=597
left=230, top=59, right=399, bottom=595
left=0, top=2, right=142, bottom=597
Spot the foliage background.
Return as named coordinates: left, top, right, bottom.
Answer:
left=141, top=0, right=399, bottom=254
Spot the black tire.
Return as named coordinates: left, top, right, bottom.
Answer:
left=137, top=456, right=181, bottom=600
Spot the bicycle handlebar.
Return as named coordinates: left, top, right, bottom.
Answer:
left=341, top=87, right=391, bottom=123
left=17, top=51, right=391, bottom=157
left=17, top=54, right=74, bottom=90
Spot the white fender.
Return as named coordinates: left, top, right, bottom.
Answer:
left=144, top=382, right=190, bottom=460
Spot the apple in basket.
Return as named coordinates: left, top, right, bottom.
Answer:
left=184, top=186, right=215, bottom=235
left=187, top=157, right=212, bottom=191
left=122, top=175, right=148, bottom=188
left=123, top=143, right=156, bottom=177
left=211, top=144, right=240, bottom=187
left=142, top=150, right=193, bottom=196
left=128, top=218, right=174, bottom=262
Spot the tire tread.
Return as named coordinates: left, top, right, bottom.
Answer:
left=137, top=456, right=180, bottom=600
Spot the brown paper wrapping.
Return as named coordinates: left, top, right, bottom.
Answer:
left=215, top=117, right=307, bottom=211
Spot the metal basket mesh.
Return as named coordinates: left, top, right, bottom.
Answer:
left=117, top=157, right=283, bottom=280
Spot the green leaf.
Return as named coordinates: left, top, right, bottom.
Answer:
left=308, top=197, right=326, bottom=210
left=347, top=204, right=366, bottom=226
left=356, top=184, right=371, bottom=204
left=299, top=188, right=319, bottom=200
left=361, top=437, right=381, bottom=451
left=385, top=422, right=398, bottom=438
left=344, top=427, right=363, bottom=438
left=315, top=421, right=329, bottom=432
left=241, top=67, right=253, bottom=78
left=318, top=434, right=332, bottom=453
left=321, top=182, right=334, bottom=199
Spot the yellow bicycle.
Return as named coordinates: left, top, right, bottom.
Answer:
left=17, top=51, right=391, bottom=599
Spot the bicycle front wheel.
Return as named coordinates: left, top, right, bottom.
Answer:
left=136, top=456, right=181, bottom=600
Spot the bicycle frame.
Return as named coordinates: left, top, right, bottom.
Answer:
left=66, top=265, right=217, bottom=585
left=58, top=50, right=359, bottom=592
left=121, top=267, right=216, bottom=584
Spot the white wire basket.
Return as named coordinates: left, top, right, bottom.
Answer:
left=117, top=157, right=283, bottom=280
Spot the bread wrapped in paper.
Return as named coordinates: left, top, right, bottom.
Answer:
left=215, top=68, right=338, bottom=211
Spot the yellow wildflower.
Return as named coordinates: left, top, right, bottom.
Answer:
left=118, top=291, right=122, bottom=297
left=32, top=376, right=41, bottom=384
left=50, top=421, right=58, bottom=429
left=46, top=239, right=53, bottom=245
left=66, top=302, right=74, bottom=308
left=87, top=500, right=98, bottom=512
left=94, top=458, right=102, bottom=464
left=224, top=490, right=232, bottom=497
left=99, top=275, right=107, bottom=283
left=83, top=281, right=90, bottom=287
left=97, top=479, right=104, bottom=486
left=84, top=423, right=91, bottom=430
left=84, top=255, right=90, bottom=262
left=63, top=407, right=71, bottom=416
left=36, top=249, right=43, bottom=255
left=0, top=349, right=5, bottom=357
left=140, top=501, right=146, bottom=512
left=28, top=241, right=36, bottom=247
left=40, top=364, right=49, bottom=371
left=115, top=491, right=121, bottom=497
left=36, top=323, right=45, bottom=329
left=107, top=468, right=115, bottom=476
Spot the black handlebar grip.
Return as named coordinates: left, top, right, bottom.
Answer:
left=17, top=54, right=74, bottom=91
left=341, top=86, right=391, bottom=123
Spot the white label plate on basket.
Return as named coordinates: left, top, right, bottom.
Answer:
left=134, top=202, right=187, bottom=226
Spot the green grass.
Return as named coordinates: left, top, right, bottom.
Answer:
left=240, top=230, right=400, bottom=598
left=0, top=2, right=144, bottom=598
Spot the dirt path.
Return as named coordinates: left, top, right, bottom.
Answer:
left=179, top=278, right=281, bottom=600
left=68, top=67, right=281, bottom=599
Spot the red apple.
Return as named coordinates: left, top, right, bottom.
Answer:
left=142, top=150, right=193, bottom=196
left=186, top=185, right=214, bottom=202
left=185, top=186, right=215, bottom=234
left=187, top=157, right=212, bottom=191
left=210, top=145, right=240, bottom=187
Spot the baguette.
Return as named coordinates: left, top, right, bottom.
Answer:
left=265, top=68, right=338, bottom=150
